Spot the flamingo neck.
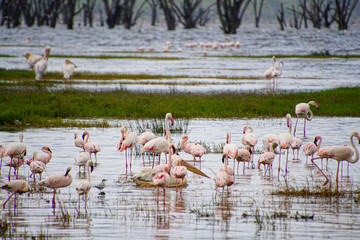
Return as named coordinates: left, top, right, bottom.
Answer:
left=85, top=133, right=89, bottom=144
left=317, top=137, right=322, bottom=149
left=287, top=117, right=292, bottom=134
left=165, top=116, right=172, bottom=144
left=277, top=62, right=282, bottom=76
left=349, top=133, right=359, bottom=164
left=306, top=110, right=313, bottom=120
left=86, top=163, right=92, bottom=182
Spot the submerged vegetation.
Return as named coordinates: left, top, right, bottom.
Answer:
left=0, top=86, right=359, bottom=128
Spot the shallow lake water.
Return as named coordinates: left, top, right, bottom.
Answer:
left=0, top=116, right=360, bottom=239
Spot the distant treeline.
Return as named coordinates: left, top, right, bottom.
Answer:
left=0, top=0, right=358, bottom=33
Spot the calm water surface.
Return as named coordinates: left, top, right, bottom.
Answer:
left=0, top=117, right=360, bottom=239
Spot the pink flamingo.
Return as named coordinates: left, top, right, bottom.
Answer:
left=24, top=52, right=42, bottom=71
left=235, top=145, right=251, bottom=175
left=262, top=134, right=278, bottom=152
left=38, top=166, right=73, bottom=208
left=277, top=114, right=293, bottom=178
left=26, top=156, right=45, bottom=183
left=303, top=136, right=322, bottom=163
left=258, top=142, right=276, bottom=177
left=311, top=131, right=360, bottom=191
left=1, top=180, right=31, bottom=209
left=264, top=56, right=276, bottom=79
left=32, top=146, right=52, bottom=165
left=34, top=46, right=51, bottom=80
left=141, top=113, right=174, bottom=168
left=0, top=142, right=6, bottom=173
left=74, top=132, right=85, bottom=150
left=118, top=125, right=138, bottom=171
left=291, top=136, right=303, bottom=160
left=294, top=101, right=319, bottom=138
left=223, top=131, right=238, bottom=174
left=4, top=133, right=27, bottom=161
left=181, top=135, right=206, bottom=165
left=76, top=160, right=94, bottom=212
left=271, top=60, right=284, bottom=85
left=214, top=154, right=234, bottom=199
left=75, top=151, right=90, bottom=173
left=138, top=129, right=156, bottom=162
left=5, top=157, right=25, bottom=181
left=83, top=131, right=101, bottom=164
left=241, top=125, right=258, bottom=165
left=171, top=147, right=187, bottom=194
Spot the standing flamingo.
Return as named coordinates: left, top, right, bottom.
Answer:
left=1, top=180, right=31, bottom=209
left=74, top=132, right=85, bottom=150
left=76, top=160, right=94, bottom=212
left=0, top=142, right=6, bottom=173
left=271, top=60, right=284, bottom=89
left=214, top=154, right=234, bottom=199
left=264, top=56, right=276, bottom=79
left=5, top=157, right=25, bottom=181
left=75, top=151, right=90, bottom=173
left=235, top=145, right=251, bottom=175
left=4, top=133, right=26, bottom=180
left=291, top=136, right=303, bottom=160
left=171, top=146, right=187, bottom=194
left=83, top=131, right=101, bottom=164
left=303, top=136, right=322, bottom=163
left=262, top=134, right=278, bottom=152
left=34, top=46, right=51, bottom=80
left=223, top=131, right=238, bottom=174
left=138, top=129, right=156, bottom=163
left=26, top=156, right=46, bottom=183
left=24, top=52, right=42, bottom=71
left=141, top=113, right=174, bottom=168
left=311, top=131, right=360, bottom=191
left=258, top=142, right=276, bottom=177
left=241, top=125, right=258, bottom=165
left=294, top=101, right=319, bottom=138
left=181, top=135, right=206, bottom=165
left=118, top=125, right=138, bottom=171
left=277, top=114, right=293, bottom=178
left=32, top=146, right=52, bottom=165
left=38, top=166, right=73, bottom=208
left=62, top=59, right=77, bottom=80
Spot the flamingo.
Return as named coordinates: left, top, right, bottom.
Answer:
left=291, top=136, right=303, bottom=160
left=235, top=145, right=252, bottom=175
left=303, top=136, right=322, bottom=163
left=83, top=131, right=101, bottom=164
left=264, top=56, right=276, bottom=79
left=118, top=125, right=138, bottom=171
left=74, top=132, right=85, bottom=150
left=34, top=46, right=51, bottom=81
left=223, top=131, right=238, bottom=174
left=32, top=146, right=52, bottom=165
left=76, top=160, right=94, bottom=211
left=26, top=155, right=46, bottom=183
left=180, top=135, right=206, bottom=165
left=0, top=142, right=6, bottom=173
left=214, top=154, right=234, bottom=199
left=5, top=157, right=25, bottom=181
left=258, top=142, right=276, bottom=177
left=311, top=131, right=360, bottom=191
left=38, top=166, right=73, bottom=208
left=271, top=60, right=284, bottom=89
left=75, top=151, right=90, bottom=173
left=141, top=113, right=174, bottom=168
left=277, top=114, right=293, bottom=178
left=171, top=147, right=188, bottom=194
left=24, top=52, right=42, bottom=71
left=138, top=129, right=156, bottom=163
left=294, top=101, right=319, bottom=138
left=4, top=133, right=26, bottom=180
left=262, top=134, right=279, bottom=152
left=241, top=125, right=258, bottom=165
left=62, top=59, right=77, bottom=80
left=1, top=180, right=31, bottom=209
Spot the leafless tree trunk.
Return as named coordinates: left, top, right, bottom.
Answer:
left=198, top=2, right=215, bottom=26
left=145, top=0, right=159, bottom=26
left=276, top=3, right=286, bottom=31
left=333, top=0, right=358, bottom=30
left=298, top=0, right=308, bottom=28
left=102, top=0, right=122, bottom=28
left=0, top=0, right=22, bottom=28
left=63, top=0, right=84, bottom=29
left=83, top=0, right=96, bottom=27
left=289, top=5, right=303, bottom=29
left=47, top=0, right=63, bottom=28
left=216, top=0, right=251, bottom=34
left=253, top=0, right=264, bottom=28
left=122, top=0, right=145, bottom=29
left=159, top=0, right=176, bottom=30
left=171, top=0, right=203, bottom=29
left=21, top=0, right=36, bottom=27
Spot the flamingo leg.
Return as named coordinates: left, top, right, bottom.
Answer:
left=303, top=119, right=307, bottom=138
left=311, top=157, right=329, bottom=185
left=336, top=161, right=341, bottom=192
left=243, top=161, right=245, bottom=175
left=285, top=149, right=289, bottom=174
left=52, top=189, right=57, bottom=208
left=2, top=192, right=16, bottom=209
left=278, top=150, right=282, bottom=179
left=294, top=117, right=299, bottom=136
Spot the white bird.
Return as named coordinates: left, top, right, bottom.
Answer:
left=236, top=145, right=252, bottom=175
left=35, top=46, right=51, bottom=81
left=277, top=114, right=293, bottom=178
left=262, top=133, right=279, bottom=152
left=241, top=125, right=258, bottom=165
left=75, top=151, right=90, bottom=173
left=4, top=133, right=26, bottom=180
left=223, top=131, right=238, bottom=174
left=76, top=160, right=94, bottom=211
left=62, top=59, right=77, bottom=80
left=74, top=132, right=85, bottom=150
left=291, top=136, right=303, bottom=160
left=118, top=125, right=138, bottom=171
left=294, top=101, right=319, bottom=138
left=1, top=180, right=31, bottom=209
left=264, top=56, right=276, bottom=79
left=24, top=52, right=42, bottom=71
left=303, top=136, right=322, bottom=163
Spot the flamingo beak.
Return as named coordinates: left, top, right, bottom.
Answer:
left=82, top=133, right=86, bottom=139
left=181, top=160, right=210, bottom=178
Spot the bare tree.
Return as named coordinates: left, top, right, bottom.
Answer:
left=122, top=0, right=146, bottom=29
left=21, top=0, right=36, bottom=27
left=216, top=0, right=251, bottom=34
left=0, top=0, right=22, bottom=28
left=276, top=3, right=286, bottom=31
left=83, top=0, right=96, bottom=27
left=102, top=0, right=122, bottom=28
left=253, top=0, right=264, bottom=28
left=145, top=0, right=159, bottom=26
left=171, top=0, right=203, bottom=29
left=333, top=0, right=358, bottom=30
left=63, top=0, right=84, bottom=29
left=47, top=0, right=63, bottom=27
left=289, top=4, right=303, bottom=29
left=159, top=0, right=176, bottom=30
left=198, top=2, right=215, bottom=26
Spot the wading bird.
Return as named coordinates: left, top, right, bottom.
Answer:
left=95, top=179, right=107, bottom=194
left=1, top=180, right=31, bottom=209
left=264, top=56, right=276, bottom=79
left=291, top=136, right=303, bottom=160
left=76, top=160, right=94, bottom=212
left=236, top=145, right=252, bottom=175
left=38, top=167, right=73, bottom=208
left=118, top=125, right=138, bottom=171
left=241, top=125, right=258, bottom=165
left=32, top=146, right=52, bottom=165
left=35, top=46, right=51, bottom=80
left=277, top=114, right=293, bottom=178
left=181, top=135, right=206, bottom=165
left=258, top=142, right=276, bottom=177
left=26, top=156, right=46, bottom=183
left=294, top=101, right=319, bottom=138
left=75, top=151, right=90, bottom=173
left=83, top=131, right=101, bottom=164
left=214, top=154, right=234, bottom=199
left=74, top=132, right=85, bottom=151
left=303, top=136, right=322, bottom=163
left=24, top=52, right=42, bottom=71
left=223, top=131, right=238, bottom=174
left=262, top=134, right=278, bottom=153
left=311, top=131, right=360, bottom=191
left=271, top=60, right=284, bottom=88
left=62, top=59, right=77, bottom=80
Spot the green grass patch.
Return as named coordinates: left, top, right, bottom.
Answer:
left=0, top=87, right=359, bottom=128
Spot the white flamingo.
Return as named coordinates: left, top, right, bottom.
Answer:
left=223, top=131, right=238, bottom=174
left=277, top=114, right=293, bottom=178
left=294, top=101, right=319, bottom=138
left=118, top=125, right=138, bottom=171
left=76, top=160, right=94, bottom=211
